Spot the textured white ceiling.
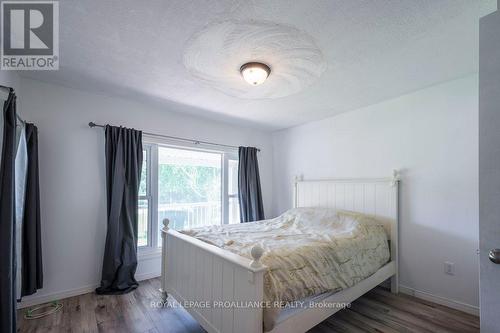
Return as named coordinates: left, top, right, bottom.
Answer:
left=20, top=0, right=481, bottom=130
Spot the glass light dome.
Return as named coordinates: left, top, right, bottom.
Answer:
left=240, top=62, right=271, bottom=86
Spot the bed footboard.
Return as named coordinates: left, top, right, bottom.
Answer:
left=161, top=219, right=267, bottom=333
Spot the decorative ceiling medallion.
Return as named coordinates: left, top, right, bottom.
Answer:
left=183, top=20, right=327, bottom=99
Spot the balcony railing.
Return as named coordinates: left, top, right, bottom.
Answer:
left=158, top=201, right=221, bottom=230
left=138, top=201, right=221, bottom=239
left=138, top=200, right=240, bottom=246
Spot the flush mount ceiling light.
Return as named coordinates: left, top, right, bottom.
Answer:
left=240, top=62, right=271, bottom=86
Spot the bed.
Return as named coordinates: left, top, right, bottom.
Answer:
left=160, top=172, right=400, bottom=333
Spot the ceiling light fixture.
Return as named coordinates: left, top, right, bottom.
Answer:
left=240, top=62, right=271, bottom=86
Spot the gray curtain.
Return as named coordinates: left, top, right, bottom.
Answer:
left=0, top=90, right=17, bottom=333
left=238, top=146, right=264, bottom=222
left=21, top=123, right=43, bottom=297
left=96, top=125, right=142, bottom=295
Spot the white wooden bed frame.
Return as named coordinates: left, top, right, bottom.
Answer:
left=160, top=171, right=400, bottom=333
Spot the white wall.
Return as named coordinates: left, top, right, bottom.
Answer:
left=272, top=75, right=479, bottom=310
left=17, top=78, right=274, bottom=305
left=0, top=71, right=20, bottom=92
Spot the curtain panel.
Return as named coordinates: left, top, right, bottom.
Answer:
left=96, top=125, right=143, bottom=295
left=0, top=90, right=17, bottom=333
left=21, top=124, right=43, bottom=296
left=238, top=146, right=264, bottom=222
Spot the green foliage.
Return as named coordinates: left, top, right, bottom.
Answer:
left=158, top=164, right=221, bottom=204
left=138, top=157, right=221, bottom=203
left=139, top=160, right=147, bottom=196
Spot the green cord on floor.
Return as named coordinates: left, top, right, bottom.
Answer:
left=24, top=301, right=63, bottom=320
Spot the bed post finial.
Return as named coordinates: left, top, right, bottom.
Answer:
left=293, top=175, right=303, bottom=208
left=163, top=218, right=170, bottom=230
left=250, top=245, right=264, bottom=268
left=391, top=170, right=400, bottom=187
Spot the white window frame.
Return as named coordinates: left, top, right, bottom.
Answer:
left=139, top=136, right=239, bottom=253
left=138, top=144, right=153, bottom=248
left=225, top=156, right=240, bottom=224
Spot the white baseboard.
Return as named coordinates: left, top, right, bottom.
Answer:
left=136, top=271, right=161, bottom=281
left=399, top=284, right=479, bottom=316
left=17, top=284, right=97, bottom=309
left=17, top=271, right=161, bottom=309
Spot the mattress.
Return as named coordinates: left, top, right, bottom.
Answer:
left=180, top=208, right=390, bottom=331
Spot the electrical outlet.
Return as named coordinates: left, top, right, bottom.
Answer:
left=444, top=261, right=455, bottom=275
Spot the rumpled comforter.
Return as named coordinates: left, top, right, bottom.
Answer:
left=180, top=208, right=390, bottom=330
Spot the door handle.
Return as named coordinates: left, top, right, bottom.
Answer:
left=489, top=249, right=500, bottom=264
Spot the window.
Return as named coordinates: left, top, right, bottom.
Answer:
left=138, top=140, right=240, bottom=248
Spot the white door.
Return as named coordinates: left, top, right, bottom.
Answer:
left=479, top=5, right=500, bottom=332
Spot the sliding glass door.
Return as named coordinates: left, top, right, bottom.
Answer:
left=138, top=140, right=239, bottom=249
left=156, top=146, right=222, bottom=243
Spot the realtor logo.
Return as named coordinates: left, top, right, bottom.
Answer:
left=1, top=1, right=59, bottom=70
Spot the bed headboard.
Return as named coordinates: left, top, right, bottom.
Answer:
left=293, top=171, right=400, bottom=265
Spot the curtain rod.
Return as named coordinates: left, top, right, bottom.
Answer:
left=0, top=84, right=25, bottom=125
left=0, top=84, right=13, bottom=92
left=88, top=122, right=260, bottom=152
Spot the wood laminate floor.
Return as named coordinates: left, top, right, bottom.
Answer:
left=17, top=278, right=479, bottom=333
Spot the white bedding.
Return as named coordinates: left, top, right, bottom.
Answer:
left=180, top=208, right=390, bottom=331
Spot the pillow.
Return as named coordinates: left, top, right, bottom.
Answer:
left=336, top=210, right=388, bottom=231
left=281, top=207, right=339, bottom=226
